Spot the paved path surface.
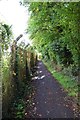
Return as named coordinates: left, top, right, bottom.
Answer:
left=26, top=61, right=75, bottom=118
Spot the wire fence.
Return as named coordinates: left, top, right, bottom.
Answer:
left=2, top=40, right=37, bottom=118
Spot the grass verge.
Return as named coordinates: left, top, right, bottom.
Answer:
left=43, top=60, right=78, bottom=98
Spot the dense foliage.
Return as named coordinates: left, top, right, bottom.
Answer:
left=1, top=1, right=80, bottom=118
left=24, top=2, right=80, bottom=78
left=0, top=23, right=12, bottom=51
left=0, top=21, right=37, bottom=118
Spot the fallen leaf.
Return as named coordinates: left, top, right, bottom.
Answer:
left=27, top=99, right=29, bottom=102
left=38, top=114, right=42, bottom=117
left=32, top=93, right=35, bottom=95
left=32, top=103, right=35, bottom=105
left=29, top=95, right=32, bottom=98
left=25, top=113, right=28, bottom=115
left=66, top=105, right=68, bottom=107
left=73, top=108, right=76, bottom=111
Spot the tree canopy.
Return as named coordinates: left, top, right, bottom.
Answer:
left=23, top=2, right=80, bottom=74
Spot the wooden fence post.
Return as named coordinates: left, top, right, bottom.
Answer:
left=0, top=45, right=2, bottom=120
left=11, top=41, right=18, bottom=95
left=10, top=34, right=23, bottom=95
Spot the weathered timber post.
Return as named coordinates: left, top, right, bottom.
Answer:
left=30, top=52, right=34, bottom=73
left=0, top=41, right=2, bottom=120
left=11, top=34, right=23, bottom=94
left=25, top=44, right=31, bottom=80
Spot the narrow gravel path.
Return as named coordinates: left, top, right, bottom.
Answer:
left=25, top=61, right=75, bottom=118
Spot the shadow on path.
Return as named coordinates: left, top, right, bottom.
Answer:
left=25, top=61, right=75, bottom=118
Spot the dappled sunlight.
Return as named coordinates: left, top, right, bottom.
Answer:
left=37, top=66, right=40, bottom=69
left=32, top=76, right=38, bottom=80
left=32, top=75, right=46, bottom=80
left=36, top=70, right=42, bottom=74
left=1, top=0, right=79, bottom=118
left=39, top=75, right=45, bottom=79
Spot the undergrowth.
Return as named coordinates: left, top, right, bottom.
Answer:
left=10, top=81, right=33, bottom=119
